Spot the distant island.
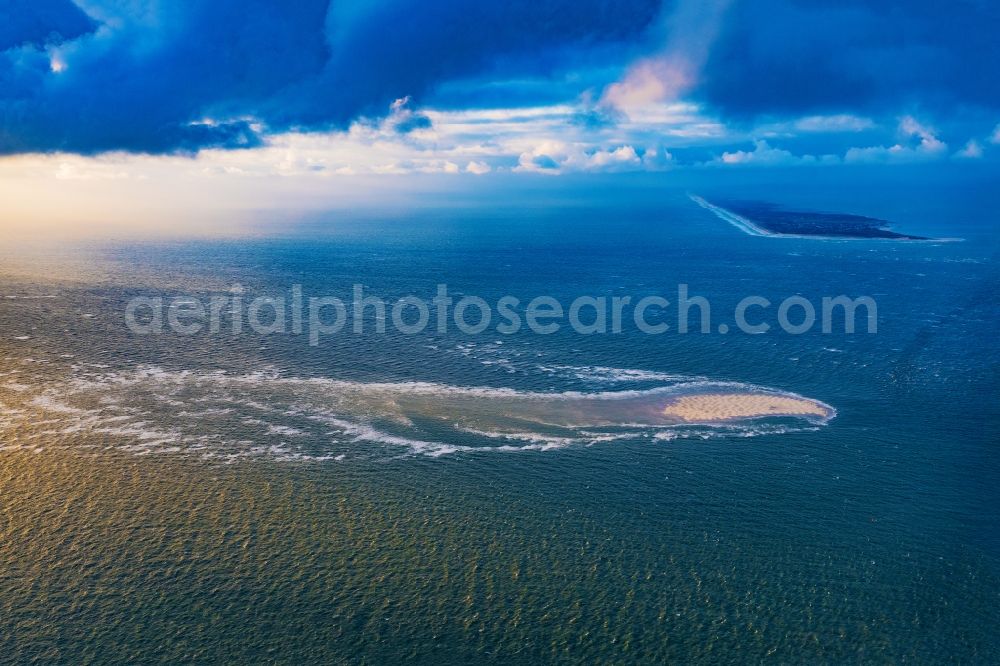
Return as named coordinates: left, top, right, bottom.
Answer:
left=691, top=194, right=934, bottom=240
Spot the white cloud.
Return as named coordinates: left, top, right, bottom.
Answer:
left=580, top=145, right=642, bottom=169
left=370, top=162, right=410, bottom=175
left=757, top=114, right=876, bottom=136
left=900, top=116, right=947, bottom=153
left=384, top=96, right=433, bottom=135
left=416, top=160, right=461, bottom=174
left=991, top=124, right=1000, bottom=145
left=843, top=144, right=904, bottom=163
left=601, top=0, right=733, bottom=115
left=53, top=159, right=132, bottom=180
left=465, top=160, right=491, bottom=175
left=795, top=114, right=876, bottom=133
left=954, top=140, right=983, bottom=159
left=49, top=53, right=67, bottom=73
left=515, top=140, right=568, bottom=173
left=515, top=142, right=668, bottom=174
left=844, top=116, right=948, bottom=163
left=714, top=140, right=833, bottom=166
left=719, top=141, right=791, bottom=164
left=602, top=60, right=692, bottom=113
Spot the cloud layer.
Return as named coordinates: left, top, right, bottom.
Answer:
left=0, top=0, right=997, bottom=163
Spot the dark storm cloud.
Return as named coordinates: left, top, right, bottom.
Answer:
left=0, top=0, right=94, bottom=51
left=0, top=0, right=996, bottom=156
left=0, top=0, right=660, bottom=155
left=699, top=0, right=1000, bottom=117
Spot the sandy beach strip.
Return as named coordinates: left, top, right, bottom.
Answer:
left=663, top=393, right=831, bottom=422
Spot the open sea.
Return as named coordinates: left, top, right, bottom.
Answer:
left=1, top=181, right=998, bottom=663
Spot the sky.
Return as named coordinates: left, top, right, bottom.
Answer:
left=1, top=0, right=998, bottom=235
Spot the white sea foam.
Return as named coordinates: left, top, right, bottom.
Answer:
left=30, top=394, right=89, bottom=414
left=539, top=364, right=701, bottom=384
left=266, top=424, right=307, bottom=437
left=457, top=426, right=580, bottom=449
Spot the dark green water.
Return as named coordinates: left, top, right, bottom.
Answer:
left=1, top=188, right=998, bottom=662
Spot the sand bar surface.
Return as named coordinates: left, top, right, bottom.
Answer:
left=663, top=393, right=831, bottom=422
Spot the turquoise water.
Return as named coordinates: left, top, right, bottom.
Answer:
left=1, top=185, right=998, bottom=662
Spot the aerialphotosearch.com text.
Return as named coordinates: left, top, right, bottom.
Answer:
left=125, top=284, right=878, bottom=345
